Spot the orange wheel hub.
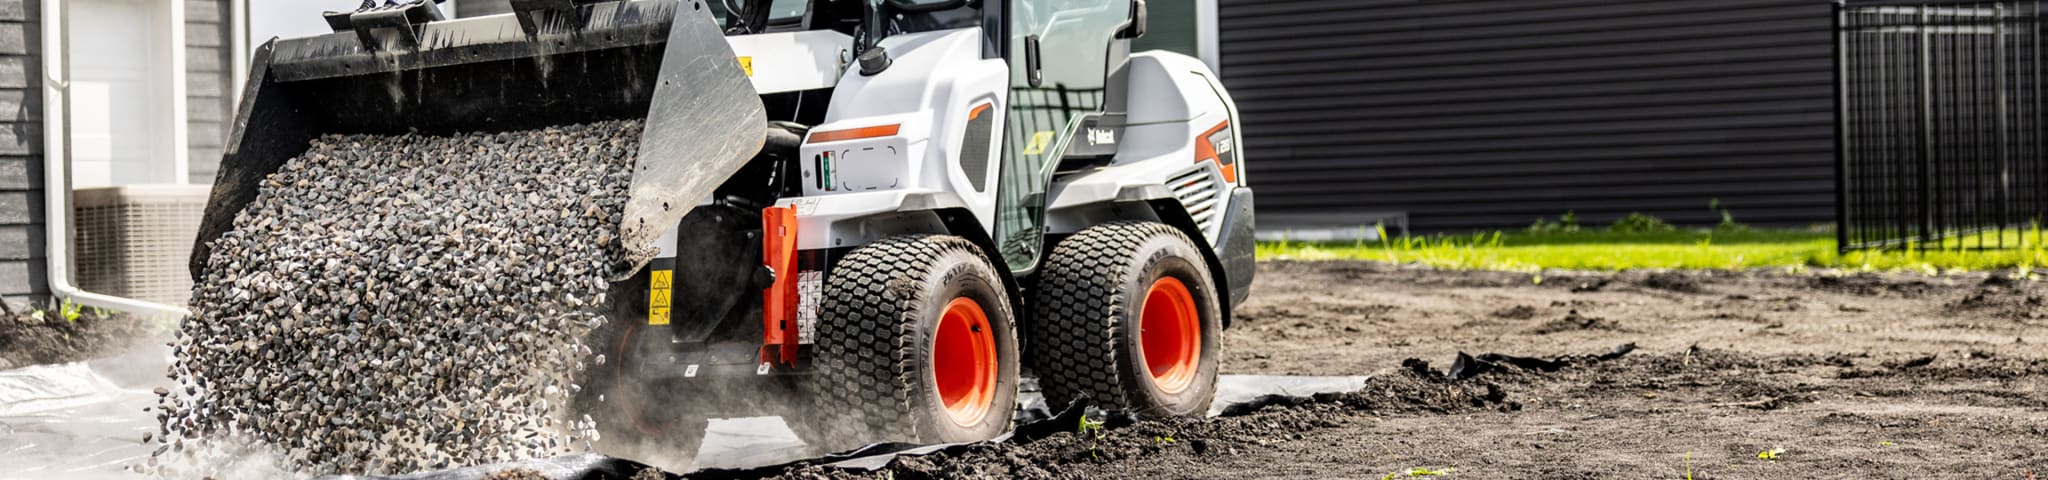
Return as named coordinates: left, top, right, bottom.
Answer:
left=934, top=297, right=998, bottom=426
left=1140, top=277, right=1201, bottom=394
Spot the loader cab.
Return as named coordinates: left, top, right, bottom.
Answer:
left=792, top=0, right=1141, bottom=274
left=838, top=0, right=1143, bottom=274
left=711, top=0, right=821, bottom=33
left=994, top=0, right=1138, bottom=273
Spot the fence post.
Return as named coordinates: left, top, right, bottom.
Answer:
left=1919, top=7, right=1936, bottom=245
left=1836, top=0, right=1852, bottom=252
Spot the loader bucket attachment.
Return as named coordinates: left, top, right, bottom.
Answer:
left=190, top=0, right=766, bottom=280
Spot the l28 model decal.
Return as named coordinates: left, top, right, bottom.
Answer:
left=1196, top=121, right=1236, bottom=183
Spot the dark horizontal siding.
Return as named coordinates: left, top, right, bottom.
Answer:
left=456, top=0, right=514, bottom=18
left=0, top=0, right=38, bottom=305
left=1221, top=0, right=1840, bottom=232
left=187, top=0, right=231, bottom=185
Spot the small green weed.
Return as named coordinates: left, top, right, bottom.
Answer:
left=59, top=299, right=83, bottom=323
left=1528, top=211, right=1581, bottom=234
left=1611, top=212, right=1675, bottom=233
left=28, top=298, right=89, bottom=323
left=1078, top=413, right=1108, bottom=459
left=1682, top=451, right=1694, bottom=480
left=1381, top=467, right=1456, bottom=479
left=1711, top=199, right=1749, bottom=232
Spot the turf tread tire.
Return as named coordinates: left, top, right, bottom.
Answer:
left=807, top=235, right=1018, bottom=450
left=1029, top=221, right=1221, bottom=416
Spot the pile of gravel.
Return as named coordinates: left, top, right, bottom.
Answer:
left=146, top=120, right=642, bottom=476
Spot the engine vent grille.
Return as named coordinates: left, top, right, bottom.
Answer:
left=1170, top=166, right=1223, bottom=239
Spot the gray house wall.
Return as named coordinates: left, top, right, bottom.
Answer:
left=0, top=0, right=235, bottom=306
left=188, top=0, right=233, bottom=185
left=1219, top=0, right=1840, bottom=232
left=0, top=0, right=41, bottom=307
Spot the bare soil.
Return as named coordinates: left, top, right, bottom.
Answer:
left=756, top=261, right=2048, bottom=479
left=0, top=310, right=152, bottom=369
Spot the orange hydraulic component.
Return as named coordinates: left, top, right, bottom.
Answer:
left=933, top=297, right=998, bottom=426
left=1194, top=121, right=1236, bottom=183
left=1140, top=276, right=1201, bottom=394
left=760, top=206, right=800, bottom=366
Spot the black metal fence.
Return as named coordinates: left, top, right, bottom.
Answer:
left=1838, top=0, right=2048, bottom=250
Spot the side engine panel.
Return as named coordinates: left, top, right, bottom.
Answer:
left=1045, top=52, right=1245, bottom=242
left=1043, top=51, right=1256, bottom=316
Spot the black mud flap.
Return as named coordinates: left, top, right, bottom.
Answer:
left=1216, top=187, right=1256, bottom=310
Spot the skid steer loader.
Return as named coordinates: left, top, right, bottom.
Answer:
left=192, top=0, right=1254, bottom=465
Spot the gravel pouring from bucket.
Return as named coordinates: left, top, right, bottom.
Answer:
left=191, top=0, right=766, bottom=282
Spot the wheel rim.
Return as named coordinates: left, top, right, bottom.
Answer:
left=1140, top=276, right=1202, bottom=394
left=933, top=297, right=998, bottom=427
left=612, top=323, right=668, bottom=436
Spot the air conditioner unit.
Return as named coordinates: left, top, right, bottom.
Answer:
left=72, top=185, right=209, bottom=306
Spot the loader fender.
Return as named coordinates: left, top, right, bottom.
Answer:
left=771, top=193, right=1025, bottom=347
left=1038, top=193, right=1242, bottom=329
left=1146, top=196, right=1243, bottom=330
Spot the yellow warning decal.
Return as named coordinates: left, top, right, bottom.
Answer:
left=649, top=270, right=673, bottom=325
left=738, top=56, right=755, bottom=77
left=1023, top=131, right=1054, bottom=155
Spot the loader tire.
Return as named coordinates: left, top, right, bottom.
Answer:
left=576, top=271, right=709, bottom=468
left=578, top=321, right=710, bottom=468
left=1030, top=221, right=1221, bottom=417
left=806, top=235, right=1019, bottom=451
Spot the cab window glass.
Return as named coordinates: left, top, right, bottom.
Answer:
left=712, top=0, right=811, bottom=26
left=992, top=0, right=1131, bottom=271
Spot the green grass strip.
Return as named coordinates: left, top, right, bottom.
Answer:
left=1257, top=226, right=2048, bottom=273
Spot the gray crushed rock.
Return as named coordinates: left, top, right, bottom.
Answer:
left=146, top=120, right=642, bottom=476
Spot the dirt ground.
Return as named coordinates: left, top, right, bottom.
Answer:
left=7, top=261, right=2042, bottom=478
left=755, top=261, right=2048, bottom=479
left=0, top=309, right=153, bottom=370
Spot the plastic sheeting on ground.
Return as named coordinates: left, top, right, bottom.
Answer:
left=0, top=356, right=1373, bottom=480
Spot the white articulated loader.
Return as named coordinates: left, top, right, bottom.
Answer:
left=193, top=0, right=1255, bottom=466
